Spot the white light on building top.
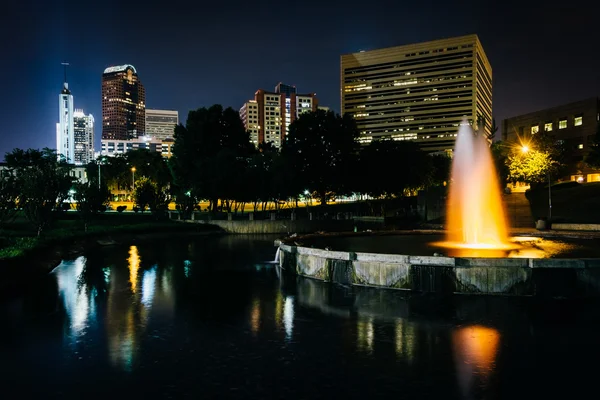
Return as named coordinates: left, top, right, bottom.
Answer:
left=103, top=64, right=137, bottom=74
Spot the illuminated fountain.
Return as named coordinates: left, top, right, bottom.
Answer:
left=434, top=121, right=520, bottom=257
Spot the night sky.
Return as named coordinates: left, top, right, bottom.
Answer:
left=1, top=0, right=598, bottom=158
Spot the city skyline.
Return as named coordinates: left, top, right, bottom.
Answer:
left=1, top=0, right=598, bottom=157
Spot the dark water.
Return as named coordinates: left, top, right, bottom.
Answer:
left=1, top=234, right=600, bottom=399
left=304, top=233, right=600, bottom=258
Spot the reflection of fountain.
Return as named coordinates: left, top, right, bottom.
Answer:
left=452, top=325, right=500, bottom=397
left=436, top=121, right=518, bottom=257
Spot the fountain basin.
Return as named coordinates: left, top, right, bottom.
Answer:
left=278, top=232, right=600, bottom=297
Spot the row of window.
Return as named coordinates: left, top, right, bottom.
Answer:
left=527, top=116, right=583, bottom=134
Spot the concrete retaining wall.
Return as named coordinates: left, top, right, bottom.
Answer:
left=279, top=244, right=600, bottom=296
left=185, top=219, right=354, bottom=234
left=552, top=223, right=600, bottom=231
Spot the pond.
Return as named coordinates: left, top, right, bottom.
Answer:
left=0, top=234, right=598, bottom=399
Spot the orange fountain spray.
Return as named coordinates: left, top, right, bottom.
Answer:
left=436, top=122, right=517, bottom=257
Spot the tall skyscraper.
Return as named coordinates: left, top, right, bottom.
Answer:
left=145, top=109, right=178, bottom=140
left=73, top=110, right=94, bottom=165
left=341, top=34, right=492, bottom=153
left=101, top=64, right=146, bottom=141
left=56, top=63, right=74, bottom=163
left=240, top=83, right=318, bottom=148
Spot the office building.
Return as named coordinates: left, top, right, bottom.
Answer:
left=56, top=73, right=75, bottom=163
left=240, top=82, right=319, bottom=148
left=73, top=110, right=94, bottom=165
left=341, top=34, right=492, bottom=153
left=102, top=64, right=146, bottom=141
left=502, top=97, right=600, bottom=181
left=145, top=109, right=178, bottom=140
left=101, top=135, right=174, bottom=158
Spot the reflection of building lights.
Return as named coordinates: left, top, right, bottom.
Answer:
left=55, top=256, right=93, bottom=339
left=395, top=319, right=415, bottom=363
left=250, top=298, right=260, bottom=334
left=128, top=246, right=140, bottom=293
left=183, top=260, right=192, bottom=278
left=283, top=296, right=294, bottom=339
left=274, top=291, right=283, bottom=329
left=141, top=266, right=157, bottom=308
left=357, top=317, right=374, bottom=352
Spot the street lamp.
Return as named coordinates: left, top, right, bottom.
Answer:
left=131, top=167, right=136, bottom=192
left=521, top=145, right=552, bottom=220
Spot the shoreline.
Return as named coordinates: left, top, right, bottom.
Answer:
left=0, top=223, right=224, bottom=300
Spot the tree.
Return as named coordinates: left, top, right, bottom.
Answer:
left=133, top=177, right=171, bottom=219
left=282, top=110, right=359, bottom=205
left=508, top=148, right=557, bottom=185
left=170, top=105, right=254, bottom=212
left=429, top=153, right=452, bottom=186
left=5, top=148, right=74, bottom=236
left=356, top=139, right=433, bottom=214
left=585, top=123, right=600, bottom=169
left=73, top=181, right=111, bottom=231
left=490, top=141, right=510, bottom=188
left=0, top=169, right=18, bottom=230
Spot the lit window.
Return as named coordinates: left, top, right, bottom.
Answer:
left=559, top=119, right=567, bottom=129
left=578, top=144, right=584, bottom=149
left=544, top=122, right=552, bottom=131
left=531, top=125, right=539, bottom=134
left=574, top=116, right=583, bottom=126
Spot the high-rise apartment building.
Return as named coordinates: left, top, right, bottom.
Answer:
left=56, top=76, right=74, bottom=163
left=240, top=83, right=319, bottom=148
left=145, top=109, right=178, bottom=140
left=101, top=64, right=146, bottom=141
left=341, top=34, right=492, bottom=153
left=73, top=110, right=94, bottom=165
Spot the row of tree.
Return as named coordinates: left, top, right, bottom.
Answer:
left=168, top=105, right=451, bottom=217
left=1, top=106, right=453, bottom=234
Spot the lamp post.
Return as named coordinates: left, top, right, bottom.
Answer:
left=131, top=167, right=136, bottom=200
left=521, top=145, right=552, bottom=220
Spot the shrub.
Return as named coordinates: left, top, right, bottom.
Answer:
left=117, top=205, right=127, bottom=213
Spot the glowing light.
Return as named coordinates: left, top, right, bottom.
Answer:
left=521, top=145, right=529, bottom=153
left=103, top=64, right=137, bottom=74
left=128, top=246, right=140, bottom=293
left=439, top=121, right=516, bottom=257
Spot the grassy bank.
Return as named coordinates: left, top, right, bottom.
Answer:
left=526, top=181, right=600, bottom=223
left=0, top=212, right=220, bottom=260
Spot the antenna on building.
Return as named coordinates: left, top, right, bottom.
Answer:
left=61, top=61, right=70, bottom=83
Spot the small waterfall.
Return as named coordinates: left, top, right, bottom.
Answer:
left=274, top=247, right=281, bottom=263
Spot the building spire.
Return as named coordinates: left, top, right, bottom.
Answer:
left=60, top=62, right=71, bottom=94
left=61, top=61, right=69, bottom=83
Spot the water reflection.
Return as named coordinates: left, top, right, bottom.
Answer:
left=128, top=246, right=140, bottom=293
left=395, top=319, right=416, bottom=363
left=356, top=317, right=374, bottom=353
left=54, top=256, right=95, bottom=340
left=283, top=296, right=294, bottom=340
left=250, top=297, right=261, bottom=335
left=452, top=325, right=500, bottom=397
left=11, top=236, right=600, bottom=398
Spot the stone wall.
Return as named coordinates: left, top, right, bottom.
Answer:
left=279, top=244, right=600, bottom=297
left=552, top=223, right=600, bottom=231
left=184, top=219, right=354, bottom=234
